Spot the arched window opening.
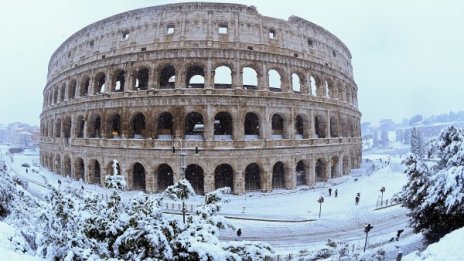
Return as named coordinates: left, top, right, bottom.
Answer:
left=314, top=116, right=327, bottom=138
left=80, top=76, right=90, bottom=97
left=186, top=65, right=205, bottom=88
left=214, top=66, right=232, bottom=89
left=341, top=117, right=350, bottom=137
left=272, top=162, right=285, bottom=189
left=108, top=113, right=122, bottom=138
left=60, top=84, right=66, bottom=102
left=63, top=155, right=71, bottom=177
left=54, top=119, right=61, bottom=138
left=88, top=114, right=102, bottom=138
left=131, top=113, right=146, bottom=139
left=214, top=164, right=233, bottom=191
left=214, top=112, right=233, bottom=140
left=242, top=67, right=258, bottom=90
left=89, top=159, right=101, bottom=184
left=54, top=155, right=61, bottom=174
left=268, top=69, right=281, bottom=91
left=331, top=156, right=339, bottom=178
left=74, top=157, right=85, bottom=181
left=157, top=164, right=174, bottom=192
left=185, top=164, right=204, bottom=195
left=315, top=159, right=326, bottom=182
left=53, top=88, right=58, bottom=104
left=63, top=117, right=71, bottom=138
left=324, top=80, right=330, bottom=98
left=157, top=112, right=173, bottom=140
left=184, top=112, right=204, bottom=140
left=114, top=70, right=126, bottom=92
left=296, top=161, right=306, bottom=186
left=291, top=73, right=301, bottom=93
left=310, top=76, right=317, bottom=96
left=330, top=117, right=339, bottom=138
left=295, top=115, right=304, bottom=139
left=244, top=112, right=259, bottom=139
left=135, top=68, right=149, bottom=90
left=343, top=156, right=350, bottom=176
left=68, top=80, right=76, bottom=100
left=132, top=162, right=146, bottom=190
left=94, top=73, right=106, bottom=94
left=159, top=65, right=176, bottom=89
left=76, top=115, right=85, bottom=138
left=245, top=163, right=260, bottom=191
left=271, top=114, right=284, bottom=139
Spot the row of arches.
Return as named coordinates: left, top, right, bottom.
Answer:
left=44, top=63, right=358, bottom=108
left=41, top=152, right=357, bottom=194
left=41, top=110, right=360, bottom=140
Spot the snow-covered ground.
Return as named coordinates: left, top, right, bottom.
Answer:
left=1, top=143, right=427, bottom=259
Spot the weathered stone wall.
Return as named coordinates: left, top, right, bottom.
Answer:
left=40, top=2, right=362, bottom=195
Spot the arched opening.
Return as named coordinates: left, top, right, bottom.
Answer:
left=310, top=76, right=317, bottom=96
left=343, top=156, right=350, bottom=176
left=76, top=115, right=85, bottom=138
left=271, top=113, right=284, bottom=139
left=159, top=64, right=176, bottom=89
left=324, top=80, right=330, bottom=98
left=214, top=66, right=232, bottom=89
left=63, top=155, right=71, bottom=177
left=108, top=113, right=122, bottom=138
left=242, top=67, right=258, bottom=90
left=54, top=154, right=61, bottom=174
left=185, top=164, right=204, bottom=195
left=272, top=162, right=285, bottom=189
left=244, top=112, right=260, bottom=139
left=295, top=114, right=304, bottom=139
left=63, top=117, right=71, bottom=138
left=296, top=160, right=306, bottom=186
left=60, top=84, right=66, bottom=102
left=157, top=112, right=173, bottom=140
left=186, top=65, right=205, bottom=88
left=89, top=159, right=101, bottom=184
left=214, top=112, right=233, bottom=140
left=94, top=72, right=106, bottom=94
left=74, top=158, right=85, bottom=181
left=184, top=112, right=204, bottom=140
left=106, top=161, right=121, bottom=176
left=68, top=80, right=76, bottom=99
left=245, top=163, right=260, bottom=191
left=330, top=116, right=339, bottom=138
left=134, top=67, right=149, bottom=90
left=268, top=69, right=281, bottom=91
left=314, top=116, right=327, bottom=138
left=114, top=69, right=126, bottom=92
left=132, top=162, right=146, bottom=190
left=331, top=156, right=339, bottom=178
left=80, top=76, right=90, bottom=97
left=291, top=73, right=301, bottom=93
left=54, top=119, right=61, bottom=137
left=53, top=88, right=58, bottom=104
left=88, top=114, right=102, bottom=138
left=214, top=164, right=233, bottom=191
left=157, top=164, right=174, bottom=192
left=340, top=116, right=350, bottom=137
left=315, top=158, right=327, bottom=182
left=131, top=113, right=146, bottom=139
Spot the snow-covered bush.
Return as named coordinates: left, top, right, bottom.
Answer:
left=104, top=159, right=126, bottom=190
left=400, top=125, right=464, bottom=243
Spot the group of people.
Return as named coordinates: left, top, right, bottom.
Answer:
left=328, top=188, right=361, bottom=205
left=328, top=187, right=338, bottom=197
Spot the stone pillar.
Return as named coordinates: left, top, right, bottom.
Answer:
left=284, top=163, right=296, bottom=189
left=305, top=159, right=314, bottom=185
left=326, top=156, right=332, bottom=180
left=310, top=110, right=316, bottom=138
left=233, top=110, right=243, bottom=141
left=205, top=59, right=213, bottom=89
left=204, top=107, right=214, bottom=142
left=262, top=165, right=272, bottom=192
left=105, top=68, right=112, bottom=93
left=327, top=110, right=331, bottom=138
left=301, top=74, right=309, bottom=95
left=233, top=68, right=242, bottom=89
left=175, top=66, right=186, bottom=89
left=259, top=63, right=268, bottom=90
left=233, top=170, right=244, bottom=195
left=287, top=114, right=295, bottom=140
left=204, top=172, right=214, bottom=193
left=148, top=66, right=157, bottom=89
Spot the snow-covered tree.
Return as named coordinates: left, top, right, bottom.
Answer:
left=400, top=126, right=464, bottom=243
left=410, top=127, right=425, bottom=157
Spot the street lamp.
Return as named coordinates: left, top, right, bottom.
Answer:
left=364, top=223, right=373, bottom=252
left=317, top=196, right=324, bottom=218
left=380, top=186, right=385, bottom=206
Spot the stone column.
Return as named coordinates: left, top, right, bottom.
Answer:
left=205, top=59, right=213, bottom=89
left=258, top=63, right=268, bottom=90
left=233, top=110, right=243, bottom=141
left=306, top=158, right=315, bottom=185
left=105, top=68, right=112, bottom=93
left=149, top=65, right=157, bottom=89
left=287, top=114, right=295, bottom=140
left=262, top=164, right=272, bottom=192
left=326, top=156, right=331, bottom=181
left=204, top=172, right=214, bottom=193
left=233, top=170, right=244, bottom=195
left=284, top=163, right=296, bottom=189
left=203, top=106, right=214, bottom=142
left=327, top=110, right=331, bottom=138
left=233, top=67, right=242, bottom=89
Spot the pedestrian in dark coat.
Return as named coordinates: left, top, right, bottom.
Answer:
left=355, top=195, right=360, bottom=205
left=328, top=188, right=332, bottom=196
left=236, top=228, right=242, bottom=241
left=335, top=189, right=338, bottom=197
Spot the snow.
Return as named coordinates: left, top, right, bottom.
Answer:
left=403, top=227, right=464, bottom=261
left=0, top=222, right=42, bottom=261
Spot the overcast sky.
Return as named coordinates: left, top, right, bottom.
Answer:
left=1, top=0, right=462, bottom=126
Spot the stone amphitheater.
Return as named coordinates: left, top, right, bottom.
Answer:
left=40, top=2, right=362, bottom=195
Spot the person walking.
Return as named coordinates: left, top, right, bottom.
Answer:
left=328, top=188, right=332, bottom=196
left=335, top=189, right=338, bottom=197
left=236, top=228, right=242, bottom=241
left=355, top=195, right=360, bottom=205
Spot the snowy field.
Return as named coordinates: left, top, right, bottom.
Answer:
left=1, top=143, right=427, bottom=259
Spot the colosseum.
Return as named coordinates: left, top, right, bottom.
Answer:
left=40, top=2, right=362, bottom=195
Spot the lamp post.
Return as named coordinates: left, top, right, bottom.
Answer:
left=364, top=223, right=373, bottom=252
left=380, top=186, right=385, bottom=206
left=317, top=196, right=324, bottom=218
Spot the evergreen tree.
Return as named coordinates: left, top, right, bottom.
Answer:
left=410, top=127, right=425, bottom=157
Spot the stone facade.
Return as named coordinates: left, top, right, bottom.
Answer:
left=39, top=2, right=362, bottom=195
